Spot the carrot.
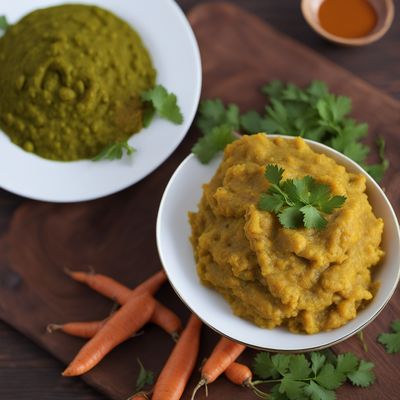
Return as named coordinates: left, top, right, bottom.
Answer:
left=151, top=301, right=182, bottom=341
left=129, top=393, right=150, bottom=400
left=225, top=361, right=252, bottom=386
left=65, top=268, right=166, bottom=305
left=52, top=301, right=181, bottom=341
left=191, top=337, right=246, bottom=399
left=225, top=362, right=269, bottom=398
left=152, top=314, right=202, bottom=400
left=62, top=293, right=155, bottom=376
left=47, top=320, right=106, bottom=339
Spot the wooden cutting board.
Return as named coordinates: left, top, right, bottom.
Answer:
left=0, top=3, right=399, bottom=399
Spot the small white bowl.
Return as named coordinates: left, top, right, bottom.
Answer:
left=157, top=135, right=400, bottom=352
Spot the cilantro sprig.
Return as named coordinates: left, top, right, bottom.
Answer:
left=92, top=140, right=135, bottom=161
left=192, top=80, right=388, bottom=182
left=0, top=15, right=9, bottom=32
left=135, top=358, right=154, bottom=392
left=141, top=84, right=183, bottom=126
left=378, top=320, right=400, bottom=354
left=258, top=164, right=346, bottom=229
left=251, top=351, right=375, bottom=400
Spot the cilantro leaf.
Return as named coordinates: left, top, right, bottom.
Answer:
left=288, top=355, right=311, bottom=380
left=279, top=376, right=307, bottom=400
left=301, top=205, right=328, bottom=229
left=135, top=358, right=154, bottom=392
left=192, top=125, right=236, bottom=164
left=316, top=363, right=345, bottom=390
left=253, top=352, right=280, bottom=379
left=192, top=80, right=389, bottom=182
left=278, top=206, right=304, bottom=229
left=141, top=84, right=183, bottom=124
left=310, top=352, right=326, bottom=375
left=259, top=164, right=346, bottom=229
left=336, top=353, right=359, bottom=374
left=258, top=193, right=285, bottom=213
left=304, top=381, right=336, bottom=400
left=92, top=140, right=135, bottom=161
left=265, top=164, right=285, bottom=185
left=0, top=15, right=9, bottom=31
left=347, top=360, right=375, bottom=387
left=378, top=320, right=400, bottom=353
left=251, top=351, right=375, bottom=399
left=197, top=99, right=239, bottom=135
left=364, top=137, right=389, bottom=182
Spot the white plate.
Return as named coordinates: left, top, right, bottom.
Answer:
left=0, top=0, right=201, bottom=202
left=157, top=135, right=400, bottom=351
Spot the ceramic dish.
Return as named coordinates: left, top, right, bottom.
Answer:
left=0, top=0, right=201, bottom=202
left=157, top=135, right=400, bottom=351
left=301, top=0, right=394, bottom=46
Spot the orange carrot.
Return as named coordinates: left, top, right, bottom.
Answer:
left=152, top=314, right=202, bottom=400
left=191, top=337, right=246, bottom=399
left=47, top=321, right=106, bottom=339
left=225, top=362, right=269, bottom=398
left=65, top=268, right=166, bottom=305
left=62, top=293, right=155, bottom=376
left=52, top=301, right=181, bottom=341
left=151, top=301, right=182, bottom=341
left=129, top=393, right=149, bottom=400
left=225, top=361, right=252, bottom=386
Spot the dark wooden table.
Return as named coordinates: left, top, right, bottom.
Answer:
left=1, top=1, right=399, bottom=398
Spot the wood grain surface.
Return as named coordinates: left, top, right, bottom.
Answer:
left=1, top=2, right=400, bottom=399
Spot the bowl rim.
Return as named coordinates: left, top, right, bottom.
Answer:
left=300, top=0, right=395, bottom=46
left=156, top=134, right=400, bottom=351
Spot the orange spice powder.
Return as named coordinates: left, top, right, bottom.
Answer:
left=319, top=0, right=377, bottom=38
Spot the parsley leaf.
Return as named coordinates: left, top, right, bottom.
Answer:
left=92, top=140, right=135, bottom=161
left=304, top=381, right=335, bottom=400
left=378, top=320, right=400, bottom=353
left=0, top=15, right=9, bottom=31
left=252, top=351, right=375, bottom=400
left=258, top=164, right=346, bottom=229
left=346, top=360, right=375, bottom=387
left=141, top=84, right=183, bottom=125
left=192, top=80, right=388, bottom=182
left=135, top=358, right=154, bottom=392
left=192, top=124, right=237, bottom=164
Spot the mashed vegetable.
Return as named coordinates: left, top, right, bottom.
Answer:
left=0, top=5, right=156, bottom=160
left=189, top=134, right=384, bottom=334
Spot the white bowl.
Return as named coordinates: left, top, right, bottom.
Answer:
left=0, top=0, right=201, bottom=202
left=157, top=135, right=400, bottom=351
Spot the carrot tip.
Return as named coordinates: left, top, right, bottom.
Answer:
left=46, top=323, right=62, bottom=333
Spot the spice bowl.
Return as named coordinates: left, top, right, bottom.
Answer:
left=301, top=0, right=395, bottom=46
left=156, top=135, right=400, bottom=352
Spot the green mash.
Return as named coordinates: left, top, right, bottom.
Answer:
left=0, top=5, right=156, bottom=160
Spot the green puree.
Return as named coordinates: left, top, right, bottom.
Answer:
left=0, top=5, right=156, bottom=161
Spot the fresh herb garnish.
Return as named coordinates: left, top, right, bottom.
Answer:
left=135, top=358, right=154, bottom=392
left=192, top=124, right=237, bottom=163
left=258, top=164, right=346, bottom=229
left=0, top=15, right=9, bottom=31
left=192, top=99, right=240, bottom=163
left=252, top=351, right=375, bottom=399
left=92, top=140, right=135, bottom=161
left=378, top=320, right=400, bottom=354
left=192, top=80, right=388, bottom=182
left=141, top=84, right=183, bottom=126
